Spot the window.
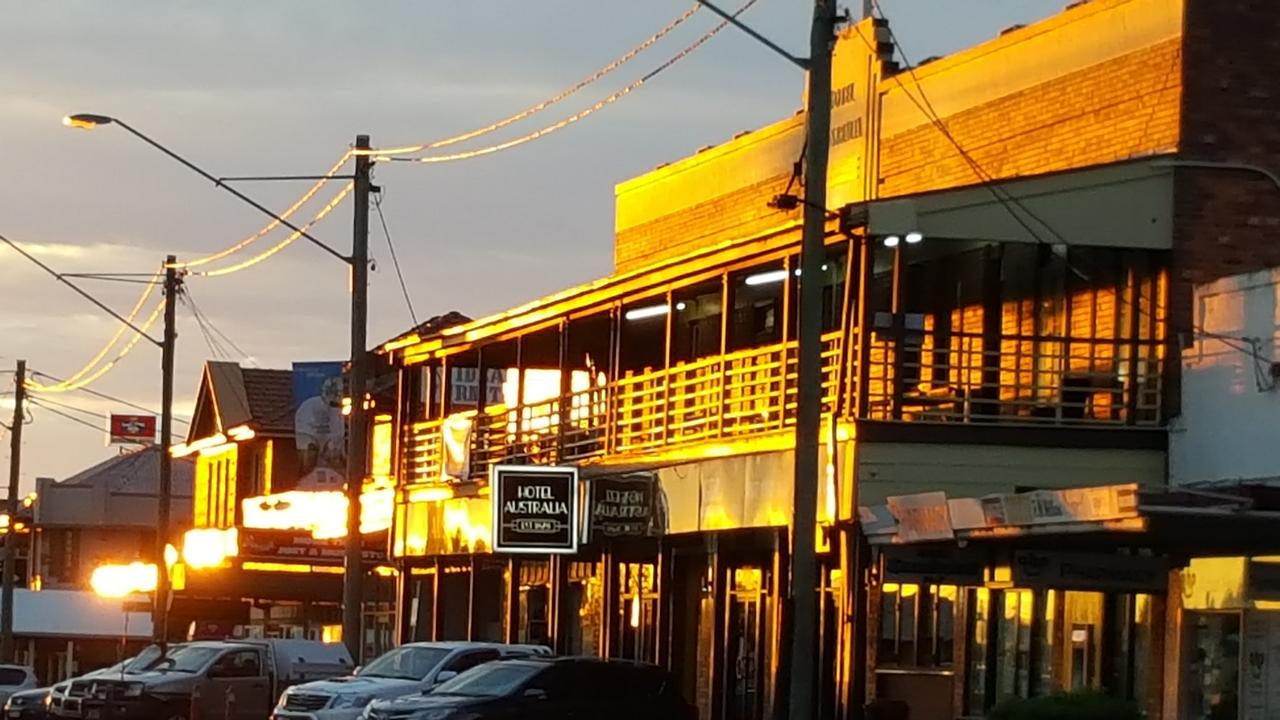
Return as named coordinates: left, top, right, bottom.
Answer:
left=878, top=583, right=956, bottom=668
left=0, top=668, right=27, bottom=686
left=211, top=649, right=262, bottom=678
left=446, top=649, right=501, bottom=674
left=362, top=646, right=451, bottom=681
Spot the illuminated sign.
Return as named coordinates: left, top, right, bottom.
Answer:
left=492, top=465, right=579, bottom=554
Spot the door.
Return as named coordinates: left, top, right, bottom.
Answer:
left=204, top=649, right=271, bottom=720
left=724, top=566, right=770, bottom=720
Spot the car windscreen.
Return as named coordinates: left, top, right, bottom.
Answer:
left=358, top=647, right=451, bottom=681
left=430, top=662, right=543, bottom=698
left=0, top=668, right=26, bottom=686
left=149, top=646, right=222, bottom=674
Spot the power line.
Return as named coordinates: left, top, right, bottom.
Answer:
left=379, top=0, right=762, bottom=164
left=0, top=232, right=161, bottom=344
left=366, top=2, right=707, bottom=157
left=196, top=181, right=355, bottom=277
left=182, top=289, right=250, bottom=360
left=28, top=370, right=190, bottom=426
left=373, top=191, right=418, bottom=327
left=22, top=395, right=106, bottom=421
left=26, top=398, right=110, bottom=437
left=175, top=151, right=353, bottom=269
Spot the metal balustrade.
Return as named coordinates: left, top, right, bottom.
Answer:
left=401, top=327, right=1164, bottom=483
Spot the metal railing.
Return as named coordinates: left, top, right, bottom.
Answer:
left=401, top=327, right=1164, bottom=483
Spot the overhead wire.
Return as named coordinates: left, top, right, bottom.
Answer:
left=377, top=0, right=761, bottom=164
left=173, top=151, right=353, bottom=269
left=27, top=299, right=166, bottom=394
left=23, top=394, right=107, bottom=422
left=196, top=181, right=355, bottom=277
left=28, top=370, right=190, bottom=425
left=366, top=2, right=705, bottom=157
left=373, top=190, right=418, bottom=327
left=183, top=289, right=250, bottom=360
left=26, top=397, right=113, bottom=437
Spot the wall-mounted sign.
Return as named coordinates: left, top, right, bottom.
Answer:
left=1011, top=550, right=1167, bottom=593
left=883, top=547, right=986, bottom=586
left=108, top=414, right=156, bottom=445
left=238, top=528, right=386, bottom=565
left=981, top=484, right=1139, bottom=529
left=587, top=473, right=660, bottom=542
left=887, top=492, right=954, bottom=542
left=492, top=465, right=579, bottom=554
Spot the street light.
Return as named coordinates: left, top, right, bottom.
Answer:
left=65, top=115, right=374, bottom=661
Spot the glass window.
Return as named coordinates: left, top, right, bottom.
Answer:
left=728, top=265, right=786, bottom=351
left=671, top=281, right=723, bottom=363
left=361, top=646, right=451, bottom=680
left=446, top=649, right=501, bottom=674
left=966, top=588, right=991, bottom=715
left=433, top=662, right=543, bottom=698
left=0, top=669, right=26, bottom=686
left=1185, top=612, right=1240, bottom=720
left=878, top=583, right=957, bottom=668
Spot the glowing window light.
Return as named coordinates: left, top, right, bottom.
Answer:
left=90, top=562, right=157, bottom=598
left=182, top=527, right=239, bottom=570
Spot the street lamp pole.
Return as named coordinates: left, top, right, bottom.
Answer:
left=789, top=3, right=837, bottom=720
left=342, top=136, right=373, bottom=662
left=154, top=256, right=180, bottom=647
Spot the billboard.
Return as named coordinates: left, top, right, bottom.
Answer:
left=292, top=362, right=346, bottom=490
left=108, top=414, right=157, bottom=446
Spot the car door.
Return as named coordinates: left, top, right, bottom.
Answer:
left=204, top=649, right=271, bottom=720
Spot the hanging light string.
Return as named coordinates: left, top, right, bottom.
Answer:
left=173, top=151, right=353, bottom=269
left=24, top=271, right=161, bottom=392
left=197, top=181, right=355, bottom=277
left=375, top=0, right=759, bottom=164
left=364, top=2, right=705, bottom=157
left=26, top=297, right=166, bottom=394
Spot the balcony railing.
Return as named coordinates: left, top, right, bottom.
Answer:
left=402, top=329, right=1163, bottom=484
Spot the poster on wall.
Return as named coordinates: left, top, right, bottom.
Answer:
left=492, top=465, right=579, bottom=554
left=292, top=361, right=346, bottom=490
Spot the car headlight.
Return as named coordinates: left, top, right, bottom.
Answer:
left=123, top=683, right=145, bottom=698
left=332, top=694, right=374, bottom=709
left=8, top=696, right=25, bottom=708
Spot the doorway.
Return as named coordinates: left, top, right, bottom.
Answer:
left=723, top=565, right=772, bottom=720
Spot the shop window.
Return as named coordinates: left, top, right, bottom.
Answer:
left=965, top=588, right=991, bottom=715
left=1185, top=612, right=1240, bottom=720
left=997, top=589, right=1035, bottom=700
left=878, top=583, right=956, bottom=668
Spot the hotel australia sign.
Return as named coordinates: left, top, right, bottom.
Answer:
left=492, top=465, right=579, bottom=554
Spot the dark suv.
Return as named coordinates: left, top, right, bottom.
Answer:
left=363, top=656, right=696, bottom=720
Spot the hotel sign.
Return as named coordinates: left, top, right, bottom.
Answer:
left=492, top=465, right=579, bottom=554
left=587, top=473, right=660, bottom=541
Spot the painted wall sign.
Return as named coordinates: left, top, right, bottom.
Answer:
left=492, top=465, right=579, bottom=554
left=887, top=491, right=954, bottom=542
left=587, top=473, right=660, bottom=541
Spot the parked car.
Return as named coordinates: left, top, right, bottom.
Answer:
left=273, top=642, right=551, bottom=720
left=4, top=686, right=51, bottom=720
left=362, top=656, right=697, bottom=720
left=77, top=638, right=353, bottom=720
left=0, top=667, right=38, bottom=706
left=50, top=658, right=135, bottom=719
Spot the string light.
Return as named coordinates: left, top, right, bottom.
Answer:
left=363, top=2, right=704, bottom=157
left=173, top=151, right=352, bottom=269
left=24, top=270, right=161, bottom=393
left=28, top=298, right=166, bottom=394
left=377, top=0, right=759, bottom=165
left=198, top=182, right=355, bottom=277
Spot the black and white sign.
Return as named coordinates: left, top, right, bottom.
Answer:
left=492, top=465, right=579, bottom=554
left=1011, top=551, right=1168, bottom=593
left=587, top=474, right=659, bottom=541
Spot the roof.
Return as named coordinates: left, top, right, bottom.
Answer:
left=379, top=311, right=471, bottom=351
left=187, top=361, right=294, bottom=442
left=58, top=445, right=193, bottom=497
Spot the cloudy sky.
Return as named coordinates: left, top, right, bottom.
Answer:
left=1, top=0, right=1068, bottom=488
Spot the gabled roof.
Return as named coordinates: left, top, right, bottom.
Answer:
left=59, top=445, right=194, bottom=496
left=186, top=361, right=294, bottom=443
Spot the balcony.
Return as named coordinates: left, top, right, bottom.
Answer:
left=397, top=236, right=1167, bottom=485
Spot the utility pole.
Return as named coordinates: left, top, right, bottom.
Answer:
left=789, top=1, right=837, bottom=719
left=154, top=256, right=179, bottom=647
left=1, top=360, right=26, bottom=662
left=342, top=135, right=373, bottom=662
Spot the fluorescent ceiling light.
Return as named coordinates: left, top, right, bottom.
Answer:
left=884, top=235, right=900, bottom=248
left=745, top=269, right=788, bottom=286
left=905, top=232, right=924, bottom=244
left=624, top=304, right=670, bottom=320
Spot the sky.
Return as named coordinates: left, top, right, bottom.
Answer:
left=0, top=0, right=1069, bottom=489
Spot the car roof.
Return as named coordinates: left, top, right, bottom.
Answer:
left=504, top=656, right=662, bottom=670
left=401, top=641, right=551, bottom=654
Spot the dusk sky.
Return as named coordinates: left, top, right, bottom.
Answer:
left=1, top=0, right=1069, bottom=489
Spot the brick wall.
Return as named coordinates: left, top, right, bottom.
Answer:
left=879, top=38, right=1183, bottom=197
left=614, top=173, right=801, bottom=274
left=1168, top=0, right=1280, bottom=417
